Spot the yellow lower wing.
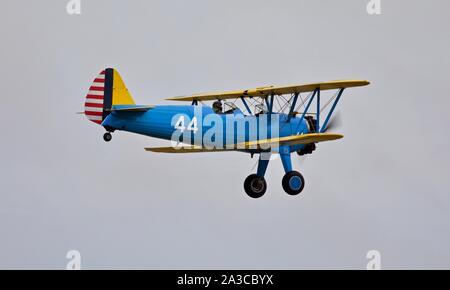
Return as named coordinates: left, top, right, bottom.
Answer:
left=145, top=146, right=236, bottom=153
left=240, top=133, right=343, bottom=149
left=145, top=133, right=343, bottom=153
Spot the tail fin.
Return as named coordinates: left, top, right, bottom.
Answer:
left=84, top=68, right=135, bottom=125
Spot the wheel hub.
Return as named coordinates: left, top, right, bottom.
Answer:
left=289, top=176, right=302, bottom=191
left=250, top=178, right=264, bottom=193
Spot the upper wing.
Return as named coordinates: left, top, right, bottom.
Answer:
left=165, top=80, right=370, bottom=102
left=145, top=133, right=343, bottom=153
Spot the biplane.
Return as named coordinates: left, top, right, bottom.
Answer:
left=82, top=68, right=369, bottom=198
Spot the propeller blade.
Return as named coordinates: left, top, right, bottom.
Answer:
left=297, top=155, right=307, bottom=166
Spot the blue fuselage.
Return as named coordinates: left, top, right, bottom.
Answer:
left=102, top=105, right=312, bottom=153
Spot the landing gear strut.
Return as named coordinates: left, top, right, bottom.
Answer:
left=103, top=132, right=112, bottom=142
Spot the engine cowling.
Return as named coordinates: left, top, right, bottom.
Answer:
left=297, top=115, right=316, bottom=156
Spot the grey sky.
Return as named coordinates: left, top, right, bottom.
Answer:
left=0, top=0, right=449, bottom=269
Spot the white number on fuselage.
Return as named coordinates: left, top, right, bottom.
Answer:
left=174, top=116, right=198, bottom=133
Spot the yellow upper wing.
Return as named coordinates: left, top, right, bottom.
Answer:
left=165, top=80, right=370, bottom=102
left=145, top=133, right=343, bottom=153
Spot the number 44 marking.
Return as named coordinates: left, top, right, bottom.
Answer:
left=174, top=116, right=198, bottom=133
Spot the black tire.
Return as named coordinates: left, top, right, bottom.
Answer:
left=244, top=174, right=267, bottom=199
left=282, top=171, right=305, bottom=196
left=103, top=132, right=112, bottom=142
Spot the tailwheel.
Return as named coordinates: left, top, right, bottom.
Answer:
left=103, top=132, right=112, bottom=142
left=282, top=171, right=305, bottom=196
left=244, top=174, right=267, bottom=199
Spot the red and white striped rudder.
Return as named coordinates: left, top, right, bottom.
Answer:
left=84, top=70, right=106, bottom=124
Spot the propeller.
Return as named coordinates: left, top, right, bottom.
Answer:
left=297, top=112, right=343, bottom=166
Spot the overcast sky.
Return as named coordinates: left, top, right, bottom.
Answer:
left=0, top=0, right=449, bottom=269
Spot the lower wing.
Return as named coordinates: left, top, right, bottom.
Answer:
left=145, top=133, right=343, bottom=153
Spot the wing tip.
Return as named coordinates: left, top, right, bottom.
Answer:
left=319, top=133, right=344, bottom=140
left=360, top=80, right=370, bottom=86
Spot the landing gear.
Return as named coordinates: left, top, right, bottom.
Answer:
left=103, top=132, right=112, bottom=142
left=244, top=151, right=306, bottom=198
left=244, top=174, right=267, bottom=199
left=282, top=171, right=305, bottom=196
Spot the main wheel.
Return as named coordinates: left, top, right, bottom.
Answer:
left=103, top=132, right=112, bottom=142
left=282, top=171, right=305, bottom=196
left=244, top=174, right=267, bottom=199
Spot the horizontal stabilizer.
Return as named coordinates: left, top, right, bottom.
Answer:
left=108, top=105, right=154, bottom=112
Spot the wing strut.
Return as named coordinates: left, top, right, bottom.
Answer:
left=316, top=89, right=321, bottom=132
left=240, top=96, right=252, bottom=115
left=295, top=88, right=318, bottom=133
left=321, top=88, right=345, bottom=133
left=287, top=93, right=299, bottom=121
left=268, top=94, right=274, bottom=114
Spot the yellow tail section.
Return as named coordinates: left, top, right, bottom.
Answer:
left=112, top=69, right=135, bottom=106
